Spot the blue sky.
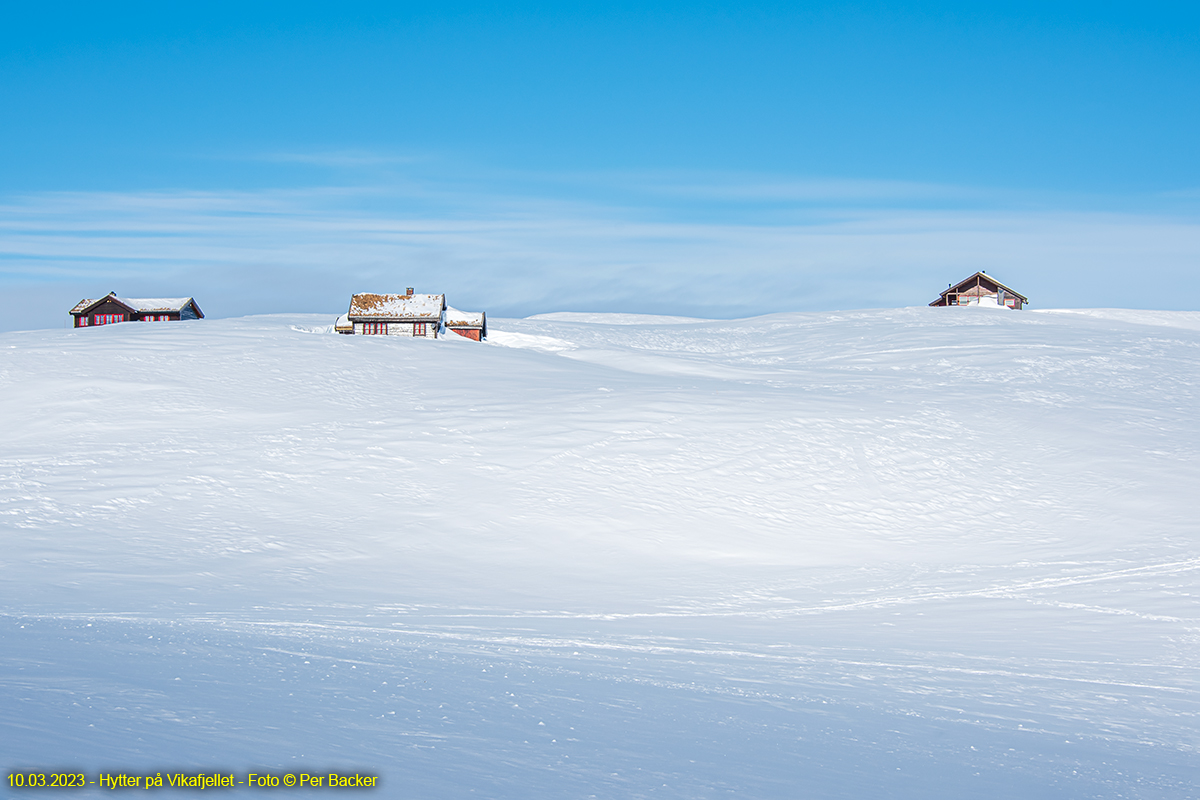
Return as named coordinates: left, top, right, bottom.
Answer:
left=2, top=1, right=1199, bottom=329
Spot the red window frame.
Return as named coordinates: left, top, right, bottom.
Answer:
left=413, top=322, right=427, bottom=336
left=363, top=322, right=386, bottom=335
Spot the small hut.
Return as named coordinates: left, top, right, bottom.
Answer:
left=444, top=307, right=487, bottom=341
left=930, top=272, right=1027, bottom=309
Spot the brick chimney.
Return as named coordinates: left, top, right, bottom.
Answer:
left=406, top=287, right=414, bottom=296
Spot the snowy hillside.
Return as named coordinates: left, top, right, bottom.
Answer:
left=2, top=307, right=1198, bottom=798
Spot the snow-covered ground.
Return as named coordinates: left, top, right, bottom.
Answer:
left=2, top=307, right=1198, bottom=798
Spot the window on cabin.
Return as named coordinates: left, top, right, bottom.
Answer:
left=414, top=322, right=427, bottom=336
left=77, top=316, right=88, bottom=327
left=363, top=322, right=387, bottom=335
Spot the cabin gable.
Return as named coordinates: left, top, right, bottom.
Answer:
left=931, top=272, right=1027, bottom=309
left=72, top=297, right=137, bottom=327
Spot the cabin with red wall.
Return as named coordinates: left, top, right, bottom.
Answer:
left=344, top=288, right=446, bottom=337
left=337, top=289, right=487, bottom=341
left=70, top=292, right=204, bottom=327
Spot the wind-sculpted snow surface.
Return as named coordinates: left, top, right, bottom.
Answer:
left=1, top=308, right=1198, bottom=798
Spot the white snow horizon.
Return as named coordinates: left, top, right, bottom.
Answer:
left=2, top=305, right=1198, bottom=798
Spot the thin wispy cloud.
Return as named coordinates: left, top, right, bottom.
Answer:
left=252, top=150, right=430, bottom=169
left=510, top=170, right=980, bottom=205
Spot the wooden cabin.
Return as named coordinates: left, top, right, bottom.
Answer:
left=930, top=272, right=1028, bottom=309
left=339, top=289, right=487, bottom=341
left=444, top=307, right=487, bottom=341
left=70, top=292, right=204, bottom=327
left=345, top=289, right=446, bottom=337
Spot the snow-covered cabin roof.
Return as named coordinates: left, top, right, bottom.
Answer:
left=347, top=292, right=445, bottom=321
left=71, top=292, right=203, bottom=317
left=70, top=294, right=138, bottom=315
left=444, top=307, right=485, bottom=328
left=116, top=297, right=201, bottom=314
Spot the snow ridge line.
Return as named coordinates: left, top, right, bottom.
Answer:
left=16, top=614, right=1190, bottom=697
left=4, top=554, right=1198, bottom=626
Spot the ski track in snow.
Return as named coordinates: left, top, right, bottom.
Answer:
left=2, top=306, right=1199, bottom=798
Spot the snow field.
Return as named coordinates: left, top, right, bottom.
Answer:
left=1, top=306, right=1198, bottom=797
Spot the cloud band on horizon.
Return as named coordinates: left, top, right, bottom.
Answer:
left=1, top=169, right=1198, bottom=332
